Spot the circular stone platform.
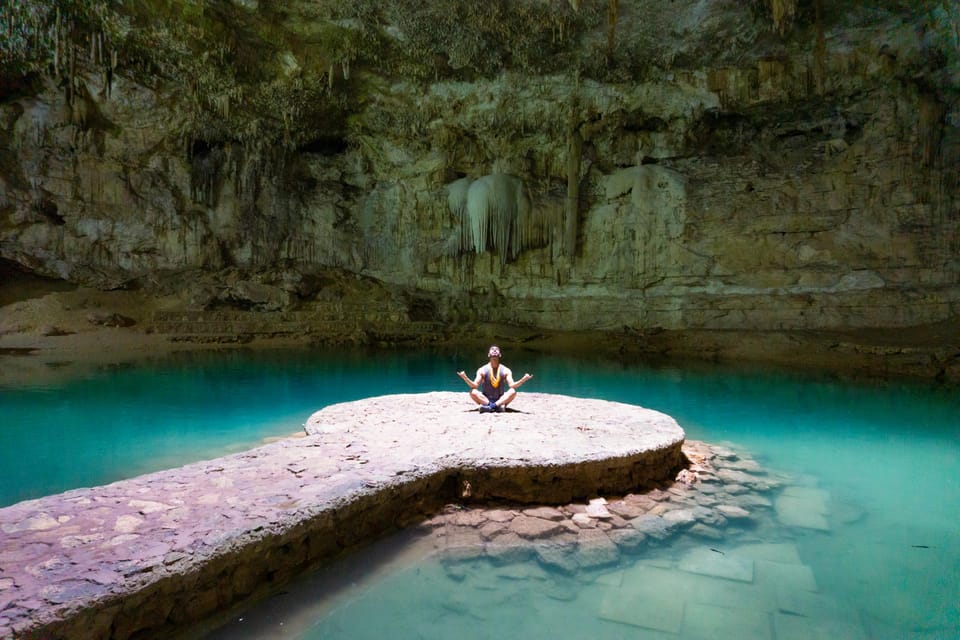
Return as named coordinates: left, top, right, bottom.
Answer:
left=0, top=392, right=684, bottom=640
left=305, top=392, right=686, bottom=503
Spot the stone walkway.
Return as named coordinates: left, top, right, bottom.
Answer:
left=0, top=392, right=684, bottom=640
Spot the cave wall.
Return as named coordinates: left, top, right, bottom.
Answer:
left=0, top=0, right=957, bottom=334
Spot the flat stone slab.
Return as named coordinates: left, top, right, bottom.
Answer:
left=0, top=392, right=684, bottom=640
left=678, top=546, right=755, bottom=583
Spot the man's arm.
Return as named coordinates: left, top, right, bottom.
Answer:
left=457, top=369, right=481, bottom=389
left=508, top=370, right=533, bottom=389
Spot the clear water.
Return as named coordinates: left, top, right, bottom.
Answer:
left=2, top=348, right=958, bottom=638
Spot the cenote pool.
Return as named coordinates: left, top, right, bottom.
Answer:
left=2, top=348, right=958, bottom=639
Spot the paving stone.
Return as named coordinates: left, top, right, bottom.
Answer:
left=730, top=542, right=803, bottom=565
left=478, top=521, right=508, bottom=540
left=575, top=529, right=620, bottom=569
left=678, top=547, right=755, bottom=582
left=592, top=569, right=625, bottom=587
left=780, top=486, right=830, bottom=502
left=687, top=571, right=777, bottom=611
left=682, top=603, right=772, bottom=640
left=630, top=515, right=675, bottom=540
left=689, top=523, right=724, bottom=539
left=535, top=543, right=579, bottom=574
left=734, top=493, right=773, bottom=508
left=775, top=586, right=853, bottom=619
left=663, top=509, right=697, bottom=526
left=484, top=509, right=517, bottom=523
left=511, top=515, right=567, bottom=540
left=598, top=585, right=685, bottom=633
left=709, top=446, right=738, bottom=459
left=441, top=528, right=486, bottom=562
left=773, top=611, right=867, bottom=640
left=607, top=527, right=647, bottom=551
left=755, top=560, right=818, bottom=592
left=775, top=495, right=830, bottom=530
left=585, top=502, right=613, bottom=519
left=450, top=510, right=488, bottom=527
left=484, top=532, right=530, bottom=565
left=691, top=506, right=725, bottom=526
left=716, top=504, right=750, bottom=519
left=725, top=458, right=763, bottom=472
left=717, top=469, right=766, bottom=486
left=521, top=506, right=565, bottom=521
left=571, top=513, right=596, bottom=529
left=607, top=500, right=652, bottom=520
left=623, top=494, right=658, bottom=509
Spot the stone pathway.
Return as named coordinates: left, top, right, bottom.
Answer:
left=0, top=392, right=684, bottom=640
left=404, top=439, right=869, bottom=640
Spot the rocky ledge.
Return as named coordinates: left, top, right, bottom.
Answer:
left=420, top=439, right=785, bottom=575
left=0, top=392, right=684, bottom=640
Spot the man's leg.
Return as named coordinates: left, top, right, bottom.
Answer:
left=497, top=388, right=518, bottom=409
left=470, top=389, right=490, bottom=405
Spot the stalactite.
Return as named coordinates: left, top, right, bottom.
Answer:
left=607, top=0, right=618, bottom=57
left=68, top=43, right=76, bottom=107
left=565, top=129, right=582, bottom=257
left=814, top=0, right=825, bottom=94
left=108, top=47, right=117, bottom=99
left=466, top=178, right=491, bottom=255
left=53, top=7, right=60, bottom=78
left=564, top=74, right=581, bottom=258
left=447, top=177, right=472, bottom=253
left=767, top=0, right=797, bottom=36
left=919, top=94, right=945, bottom=167
left=448, top=174, right=539, bottom=265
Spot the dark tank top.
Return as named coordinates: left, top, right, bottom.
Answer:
left=479, top=363, right=510, bottom=400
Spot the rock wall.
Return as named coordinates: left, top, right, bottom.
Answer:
left=1, top=1, right=957, bottom=338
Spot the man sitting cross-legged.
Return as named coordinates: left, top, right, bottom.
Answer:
left=457, top=345, right=533, bottom=412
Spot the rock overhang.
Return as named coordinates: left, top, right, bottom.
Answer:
left=0, top=392, right=684, bottom=639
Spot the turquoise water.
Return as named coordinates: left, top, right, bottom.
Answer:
left=2, top=348, right=958, bottom=638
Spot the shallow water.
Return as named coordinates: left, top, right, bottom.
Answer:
left=2, top=348, right=958, bottom=638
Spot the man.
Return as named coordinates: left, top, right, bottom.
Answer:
left=457, top=345, right=533, bottom=412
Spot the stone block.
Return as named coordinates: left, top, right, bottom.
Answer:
left=483, top=532, right=529, bottom=565
left=576, top=529, right=620, bottom=569
left=773, top=611, right=867, bottom=640
left=678, top=547, right=755, bottom=583
left=630, top=515, right=675, bottom=540
left=598, top=587, right=685, bottom=633
left=730, top=542, right=803, bottom=565
left=535, top=543, right=579, bottom=574
left=607, top=527, right=647, bottom=551
left=755, top=560, right=818, bottom=593
left=682, top=603, right=772, bottom=640
left=775, top=495, right=830, bottom=530
left=775, top=586, right=852, bottom=619
left=511, top=514, right=567, bottom=540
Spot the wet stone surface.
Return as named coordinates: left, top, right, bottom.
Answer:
left=0, top=392, right=686, bottom=640
left=419, top=439, right=790, bottom=575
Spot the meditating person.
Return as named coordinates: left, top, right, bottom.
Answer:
left=457, top=345, right=533, bottom=412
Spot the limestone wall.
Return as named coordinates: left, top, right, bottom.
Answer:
left=0, top=2, right=957, bottom=339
